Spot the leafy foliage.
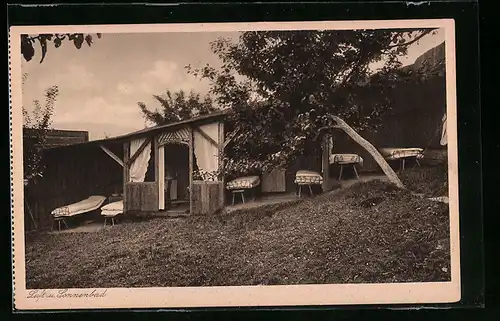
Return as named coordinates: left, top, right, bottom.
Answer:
left=186, top=29, right=436, bottom=175
left=21, top=33, right=102, bottom=63
left=138, top=90, right=219, bottom=126
left=22, top=74, right=59, bottom=183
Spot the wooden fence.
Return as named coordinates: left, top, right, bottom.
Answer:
left=333, top=75, right=447, bottom=172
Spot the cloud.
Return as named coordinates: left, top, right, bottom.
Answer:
left=53, top=96, right=144, bottom=129
left=37, top=64, right=101, bottom=91
left=116, top=82, right=134, bottom=95
left=114, top=60, right=210, bottom=98
left=144, top=60, right=179, bottom=82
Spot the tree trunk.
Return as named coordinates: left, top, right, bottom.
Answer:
left=330, top=115, right=405, bottom=189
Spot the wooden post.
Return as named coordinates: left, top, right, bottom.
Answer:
left=218, top=121, right=225, bottom=208
left=188, top=127, right=194, bottom=214
left=123, top=141, right=130, bottom=214
left=322, top=135, right=330, bottom=192
left=153, top=135, right=160, bottom=209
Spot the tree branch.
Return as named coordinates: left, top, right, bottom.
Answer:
left=314, top=125, right=342, bottom=141
left=387, top=29, right=436, bottom=48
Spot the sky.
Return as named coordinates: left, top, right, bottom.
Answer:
left=21, top=28, right=445, bottom=141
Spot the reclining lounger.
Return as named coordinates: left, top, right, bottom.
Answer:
left=294, top=170, right=323, bottom=197
left=379, top=147, right=424, bottom=171
left=51, top=195, right=107, bottom=231
left=226, top=175, right=261, bottom=205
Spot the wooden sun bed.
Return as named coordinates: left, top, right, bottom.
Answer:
left=226, top=176, right=261, bottom=205
left=329, top=153, right=364, bottom=180
left=379, top=147, right=424, bottom=171
left=100, top=200, right=123, bottom=226
left=294, top=170, right=323, bottom=197
left=51, top=195, right=107, bottom=231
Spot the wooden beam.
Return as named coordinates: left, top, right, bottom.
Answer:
left=314, top=125, right=342, bottom=141
left=188, top=127, right=194, bottom=214
left=223, top=126, right=241, bottom=149
left=123, top=142, right=130, bottom=214
left=127, top=137, right=152, bottom=166
left=194, top=126, right=218, bottom=147
left=100, top=145, right=124, bottom=167
left=322, top=135, right=331, bottom=192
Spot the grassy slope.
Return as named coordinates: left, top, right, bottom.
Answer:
left=399, top=164, right=448, bottom=198
left=25, top=180, right=450, bottom=288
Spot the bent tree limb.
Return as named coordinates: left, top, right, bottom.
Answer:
left=326, top=115, right=405, bottom=189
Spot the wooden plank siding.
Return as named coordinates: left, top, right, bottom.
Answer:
left=261, top=169, right=286, bottom=193
left=24, top=129, right=89, bottom=149
left=191, top=181, right=224, bottom=215
left=333, top=75, right=447, bottom=172
left=24, top=142, right=123, bottom=230
left=125, top=182, right=159, bottom=212
left=123, top=142, right=130, bottom=214
left=218, top=122, right=225, bottom=206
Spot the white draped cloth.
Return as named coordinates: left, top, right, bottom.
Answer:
left=194, top=123, right=219, bottom=181
left=129, top=138, right=151, bottom=182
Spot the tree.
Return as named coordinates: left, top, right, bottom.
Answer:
left=138, top=89, right=219, bottom=126
left=187, top=28, right=436, bottom=180
left=22, top=73, right=59, bottom=184
left=21, top=33, right=102, bottom=63
left=317, top=115, right=404, bottom=188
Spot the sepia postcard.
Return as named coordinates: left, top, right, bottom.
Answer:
left=9, top=19, right=460, bottom=310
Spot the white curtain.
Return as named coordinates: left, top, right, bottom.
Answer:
left=129, top=138, right=152, bottom=182
left=158, top=145, right=165, bottom=209
left=194, top=123, right=219, bottom=181
left=440, top=113, right=447, bottom=146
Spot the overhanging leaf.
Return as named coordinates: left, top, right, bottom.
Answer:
left=85, top=34, right=93, bottom=46
left=39, top=37, right=48, bottom=63
left=21, top=35, right=35, bottom=62
left=73, top=34, right=84, bottom=49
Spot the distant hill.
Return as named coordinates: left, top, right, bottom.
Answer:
left=402, top=42, right=445, bottom=76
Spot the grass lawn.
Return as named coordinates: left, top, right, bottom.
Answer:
left=25, top=179, right=451, bottom=288
left=400, top=164, right=448, bottom=198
